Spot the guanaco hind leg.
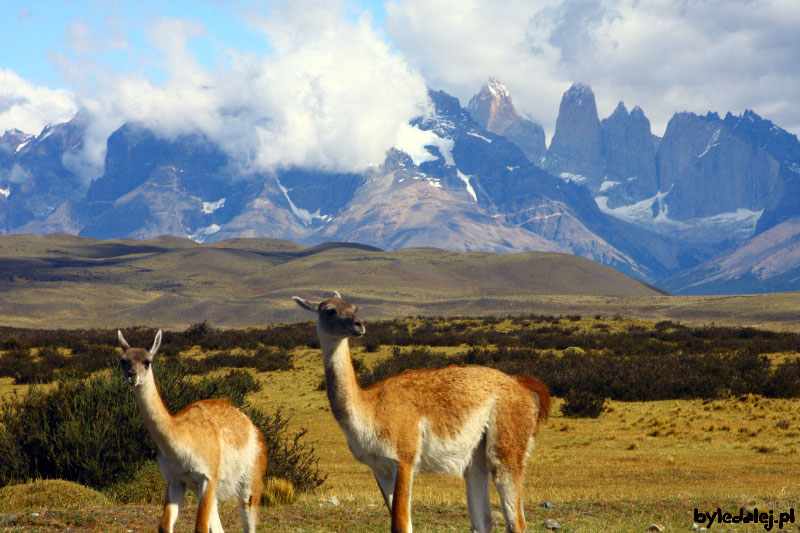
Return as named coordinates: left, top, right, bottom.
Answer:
left=464, top=439, right=493, bottom=533
left=375, top=470, right=396, bottom=513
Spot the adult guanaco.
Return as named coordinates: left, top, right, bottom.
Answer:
left=117, top=329, right=267, bottom=533
left=293, top=292, right=550, bottom=533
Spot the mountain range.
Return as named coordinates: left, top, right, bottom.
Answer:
left=2, top=79, right=800, bottom=295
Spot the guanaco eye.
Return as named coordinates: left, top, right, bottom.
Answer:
left=324, top=308, right=336, bottom=317
left=143, top=360, right=151, bottom=369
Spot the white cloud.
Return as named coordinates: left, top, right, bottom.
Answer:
left=385, top=0, right=800, bottom=140
left=0, top=69, right=77, bottom=136
left=55, top=1, right=430, bottom=180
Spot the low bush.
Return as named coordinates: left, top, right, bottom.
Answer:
left=0, top=347, right=43, bottom=384
left=561, top=390, right=606, bottom=418
left=0, top=359, right=324, bottom=495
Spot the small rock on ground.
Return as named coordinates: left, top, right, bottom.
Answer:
left=544, top=518, right=562, bottom=530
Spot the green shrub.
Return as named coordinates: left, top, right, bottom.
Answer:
left=253, top=346, right=294, bottom=372
left=561, top=390, right=606, bottom=418
left=0, top=359, right=324, bottom=495
left=0, top=347, right=40, bottom=384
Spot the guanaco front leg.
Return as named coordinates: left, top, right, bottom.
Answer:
left=391, top=462, right=414, bottom=533
left=158, top=482, right=185, bottom=533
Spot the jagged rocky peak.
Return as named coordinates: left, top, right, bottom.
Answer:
left=655, top=109, right=784, bottom=222
left=0, top=129, right=33, bottom=153
left=611, top=101, right=628, bottom=116
left=544, top=82, right=604, bottom=188
left=485, top=77, right=511, bottom=99
left=562, top=82, right=595, bottom=105
left=467, top=78, right=546, bottom=163
left=467, top=77, right=513, bottom=124
left=599, top=100, right=659, bottom=207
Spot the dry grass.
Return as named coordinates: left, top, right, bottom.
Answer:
left=4, top=318, right=800, bottom=531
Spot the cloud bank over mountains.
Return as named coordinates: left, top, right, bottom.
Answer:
left=387, top=0, right=800, bottom=139
left=2, top=0, right=800, bottom=181
left=0, top=69, right=77, bottom=135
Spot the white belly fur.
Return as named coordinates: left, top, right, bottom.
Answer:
left=416, top=401, right=493, bottom=475
left=157, top=425, right=261, bottom=501
left=341, top=399, right=495, bottom=477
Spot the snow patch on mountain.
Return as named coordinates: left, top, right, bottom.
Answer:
left=466, top=131, right=492, bottom=143
left=596, top=191, right=669, bottom=225
left=559, top=172, right=588, bottom=184
left=599, top=180, right=620, bottom=192
left=37, top=125, right=55, bottom=142
left=0, top=186, right=10, bottom=198
left=276, top=178, right=326, bottom=226
left=597, top=191, right=763, bottom=241
left=698, top=128, right=721, bottom=158
left=457, top=170, right=478, bottom=202
left=394, top=124, right=455, bottom=166
left=202, top=198, right=225, bottom=214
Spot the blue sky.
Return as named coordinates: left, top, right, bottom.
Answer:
left=3, top=1, right=387, bottom=87
left=2, top=0, right=800, bottom=177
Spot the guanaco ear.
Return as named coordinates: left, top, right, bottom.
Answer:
left=117, top=330, right=131, bottom=351
left=149, top=329, right=162, bottom=357
left=332, top=291, right=341, bottom=299
left=292, top=296, right=319, bottom=313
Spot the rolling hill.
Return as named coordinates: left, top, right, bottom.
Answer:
left=0, top=234, right=675, bottom=329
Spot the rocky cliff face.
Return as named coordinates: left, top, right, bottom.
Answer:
left=77, top=123, right=247, bottom=240
left=543, top=83, right=605, bottom=190
left=726, top=110, right=800, bottom=235
left=0, top=119, right=85, bottom=232
left=656, top=112, right=783, bottom=221
left=599, top=102, right=659, bottom=208
left=466, top=78, right=547, bottom=164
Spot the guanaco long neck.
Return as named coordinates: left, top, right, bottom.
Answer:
left=133, top=375, right=179, bottom=453
left=320, top=335, right=365, bottom=425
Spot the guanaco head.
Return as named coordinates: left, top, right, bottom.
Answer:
left=292, top=291, right=366, bottom=339
left=117, top=329, right=162, bottom=387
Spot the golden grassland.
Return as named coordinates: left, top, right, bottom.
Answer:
left=3, top=324, right=800, bottom=532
